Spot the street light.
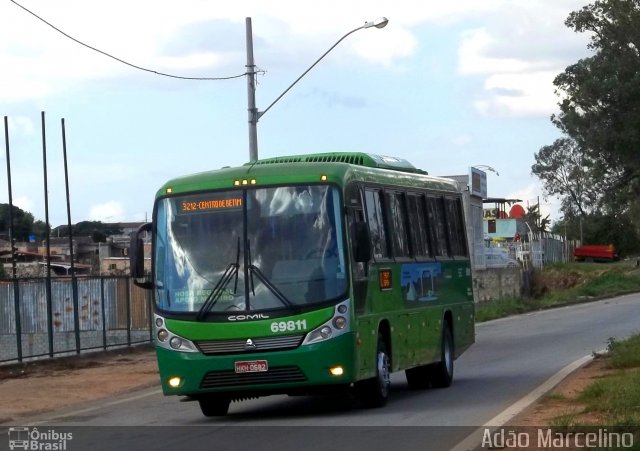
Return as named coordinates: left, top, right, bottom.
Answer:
left=245, top=17, right=389, bottom=162
left=472, top=164, right=499, bottom=176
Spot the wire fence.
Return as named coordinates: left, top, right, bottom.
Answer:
left=0, top=276, right=152, bottom=363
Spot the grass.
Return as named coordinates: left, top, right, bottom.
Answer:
left=542, top=392, right=568, bottom=402
left=476, top=261, right=640, bottom=322
left=475, top=297, right=527, bottom=322
left=578, top=370, right=640, bottom=425
left=608, top=335, right=640, bottom=369
left=549, top=332, right=640, bottom=431
left=549, top=412, right=580, bottom=429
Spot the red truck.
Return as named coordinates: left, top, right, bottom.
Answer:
left=573, top=244, right=619, bottom=262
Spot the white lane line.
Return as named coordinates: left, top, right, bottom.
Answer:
left=450, top=352, right=597, bottom=451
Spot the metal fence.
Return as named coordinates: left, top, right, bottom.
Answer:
left=514, top=233, right=580, bottom=270
left=0, top=276, right=153, bottom=363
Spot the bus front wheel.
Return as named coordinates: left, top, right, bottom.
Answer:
left=198, top=395, right=231, bottom=417
left=355, top=335, right=391, bottom=408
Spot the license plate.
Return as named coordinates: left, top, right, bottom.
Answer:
left=235, top=360, right=268, bottom=373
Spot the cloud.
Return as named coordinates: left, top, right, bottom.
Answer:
left=0, top=0, right=523, bottom=104
left=310, top=89, right=369, bottom=109
left=351, top=25, right=417, bottom=67
left=6, top=116, right=36, bottom=136
left=2, top=0, right=592, bottom=121
left=451, top=134, right=472, bottom=147
left=12, top=195, right=34, bottom=213
left=88, top=201, right=126, bottom=222
left=472, top=71, right=560, bottom=117
left=507, top=183, right=561, bottom=221
left=456, top=1, right=590, bottom=118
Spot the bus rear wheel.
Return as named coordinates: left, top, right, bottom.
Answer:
left=430, top=323, right=454, bottom=388
left=198, top=395, right=231, bottom=417
left=355, top=335, right=391, bottom=408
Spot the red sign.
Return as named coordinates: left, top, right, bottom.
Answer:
left=379, top=269, right=392, bottom=290
left=235, top=360, right=268, bottom=373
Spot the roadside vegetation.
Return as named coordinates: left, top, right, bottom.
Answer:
left=476, top=260, right=640, bottom=322
left=548, top=333, right=640, bottom=438
left=479, top=260, right=640, bottom=440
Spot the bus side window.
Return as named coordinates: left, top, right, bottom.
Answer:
left=445, top=197, right=467, bottom=257
left=386, top=191, right=411, bottom=258
left=364, top=189, right=390, bottom=260
left=426, top=195, right=449, bottom=257
left=348, top=207, right=368, bottom=313
left=406, top=193, right=431, bottom=258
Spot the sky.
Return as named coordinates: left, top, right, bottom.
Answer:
left=0, top=0, right=593, bottom=227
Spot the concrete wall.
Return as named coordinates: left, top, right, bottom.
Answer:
left=473, top=267, right=523, bottom=302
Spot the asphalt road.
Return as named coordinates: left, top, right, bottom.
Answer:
left=13, top=294, right=640, bottom=451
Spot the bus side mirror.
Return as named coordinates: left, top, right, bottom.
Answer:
left=353, top=221, right=372, bottom=263
left=130, top=222, right=153, bottom=289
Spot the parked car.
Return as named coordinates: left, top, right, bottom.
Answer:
left=484, top=247, right=520, bottom=268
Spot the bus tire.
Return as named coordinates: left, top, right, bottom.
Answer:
left=356, top=335, right=391, bottom=408
left=198, top=395, right=231, bottom=417
left=430, top=323, right=454, bottom=388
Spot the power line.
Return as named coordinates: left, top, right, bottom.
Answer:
left=11, top=0, right=247, bottom=81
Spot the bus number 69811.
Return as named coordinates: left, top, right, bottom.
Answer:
left=270, top=320, right=307, bottom=333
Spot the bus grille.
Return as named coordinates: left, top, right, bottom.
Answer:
left=194, top=334, right=304, bottom=355
left=200, top=366, right=307, bottom=388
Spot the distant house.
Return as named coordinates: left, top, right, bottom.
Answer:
left=482, top=198, right=528, bottom=242
left=2, top=221, right=150, bottom=277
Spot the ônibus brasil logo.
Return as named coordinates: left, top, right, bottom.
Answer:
left=8, top=427, right=73, bottom=450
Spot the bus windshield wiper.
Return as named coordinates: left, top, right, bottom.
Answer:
left=249, top=264, right=299, bottom=313
left=197, top=238, right=240, bottom=320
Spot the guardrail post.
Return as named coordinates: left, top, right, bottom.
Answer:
left=126, top=278, right=131, bottom=346
left=13, top=279, right=22, bottom=362
left=100, top=277, right=107, bottom=350
left=72, top=277, right=80, bottom=354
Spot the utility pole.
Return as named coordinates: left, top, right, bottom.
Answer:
left=246, top=18, right=259, bottom=162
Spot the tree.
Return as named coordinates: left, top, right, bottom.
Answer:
left=522, top=204, right=551, bottom=234
left=534, top=0, right=640, bottom=254
left=55, top=221, right=123, bottom=243
left=552, top=0, right=640, bottom=204
left=0, top=204, right=48, bottom=241
left=532, top=138, right=600, bottom=217
left=552, top=213, right=640, bottom=256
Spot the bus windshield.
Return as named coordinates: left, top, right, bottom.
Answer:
left=154, top=184, right=347, bottom=315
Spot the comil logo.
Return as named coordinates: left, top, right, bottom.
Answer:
left=8, top=427, right=73, bottom=450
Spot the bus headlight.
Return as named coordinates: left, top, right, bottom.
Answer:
left=157, top=329, right=169, bottom=342
left=301, top=300, right=350, bottom=346
left=333, top=316, right=346, bottom=329
left=154, top=314, right=199, bottom=353
left=169, top=337, right=183, bottom=349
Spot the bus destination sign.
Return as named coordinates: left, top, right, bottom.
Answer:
left=180, top=197, right=242, bottom=213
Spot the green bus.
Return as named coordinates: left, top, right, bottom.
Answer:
left=130, top=152, right=475, bottom=416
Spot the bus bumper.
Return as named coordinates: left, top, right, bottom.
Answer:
left=155, top=332, right=357, bottom=397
